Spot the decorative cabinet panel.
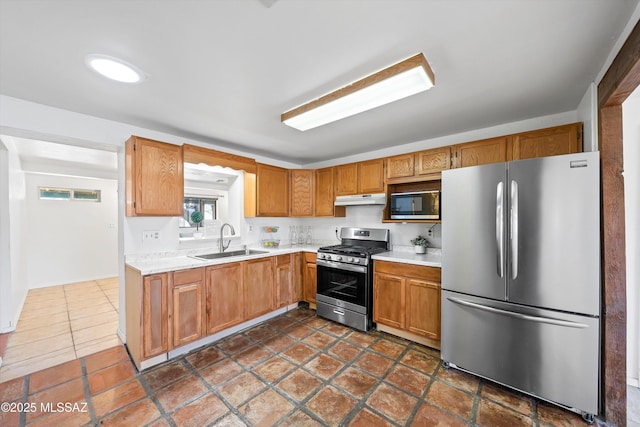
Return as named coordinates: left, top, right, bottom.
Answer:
left=125, top=136, right=184, bottom=217
left=452, top=136, right=509, bottom=169
left=511, top=122, right=582, bottom=160
left=303, top=252, right=317, bottom=304
left=142, top=273, right=169, bottom=358
left=373, top=261, right=441, bottom=344
left=275, top=254, right=294, bottom=308
left=290, top=170, right=314, bottom=217
left=256, top=163, right=289, bottom=217
left=244, top=258, right=275, bottom=319
left=293, top=252, right=304, bottom=302
left=205, top=263, right=244, bottom=334
left=170, top=268, right=205, bottom=348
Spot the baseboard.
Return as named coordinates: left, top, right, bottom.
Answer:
left=376, top=324, right=441, bottom=350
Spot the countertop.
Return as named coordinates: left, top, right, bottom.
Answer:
left=126, top=245, right=321, bottom=275
left=126, top=245, right=442, bottom=276
left=372, top=248, right=442, bottom=268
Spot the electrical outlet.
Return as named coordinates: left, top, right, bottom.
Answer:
left=142, top=230, right=160, bottom=241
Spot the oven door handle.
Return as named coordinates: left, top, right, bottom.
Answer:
left=316, top=259, right=367, bottom=274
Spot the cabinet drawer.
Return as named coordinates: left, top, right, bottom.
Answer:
left=304, top=252, right=317, bottom=263
left=374, top=260, right=441, bottom=282
left=173, top=267, right=204, bottom=285
left=276, top=254, right=291, bottom=266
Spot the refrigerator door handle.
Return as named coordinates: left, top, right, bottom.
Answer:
left=496, top=181, right=504, bottom=278
left=510, top=180, right=519, bottom=280
left=446, top=297, right=589, bottom=328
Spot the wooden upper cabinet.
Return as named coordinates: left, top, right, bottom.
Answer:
left=290, top=170, right=314, bottom=217
left=358, top=159, right=385, bottom=193
left=511, top=122, right=582, bottom=160
left=335, top=159, right=385, bottom=195
left=170, top=268, right=205, bottom=348
left=386, top=153, right=415, bottom=180
left=334, top=163, right=358, bottom=196
left=452, top=136, right=509, bottom=169
left=126, top=136, right=184, bottom=217
left=256, top=163, right=289, bottom=217
left=386, top=147, right=451, bottom=183
left=315, top=167, right=345, bottom=217
left=416, top=147, right=451, bottom=175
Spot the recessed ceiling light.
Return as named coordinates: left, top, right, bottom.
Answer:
left=85, top=54, right=145, bottom=83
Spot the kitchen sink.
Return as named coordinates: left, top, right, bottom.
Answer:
left=190, top=249, right=269, bottom=260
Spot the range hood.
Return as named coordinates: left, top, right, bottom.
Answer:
left=334, top=193, right=386, bottom=206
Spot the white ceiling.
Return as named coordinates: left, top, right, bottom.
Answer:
left=1, top=0, right=638, bottom=165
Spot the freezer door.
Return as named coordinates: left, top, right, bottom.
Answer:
left=441, top=290, right=599, bottom=415
left=507, top=152, right=600, bottom=315
left=442, top=163, right=507, bottom=300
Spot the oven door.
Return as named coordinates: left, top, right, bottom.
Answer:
left=316, top=259, right=368, bottom=313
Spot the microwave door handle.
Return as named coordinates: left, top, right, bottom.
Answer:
left=496, top=181, right=504, bottom=278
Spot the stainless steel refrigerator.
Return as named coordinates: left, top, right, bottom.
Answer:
left=441, top=151, right=600, bottom=421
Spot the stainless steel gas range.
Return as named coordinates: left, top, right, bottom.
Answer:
left=316, top=227, right=390, bottom=332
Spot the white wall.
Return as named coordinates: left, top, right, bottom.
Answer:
left=0, top=136, right=28, bottom=332
left=24, top=173, right=118, bottom=288
left=623, top=87, right=640, bottom=387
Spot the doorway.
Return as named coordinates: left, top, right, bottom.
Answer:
left=0, top=136, right=120, bottom=382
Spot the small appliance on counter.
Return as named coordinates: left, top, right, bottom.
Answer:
left=316, top=227, right=390, bottom=332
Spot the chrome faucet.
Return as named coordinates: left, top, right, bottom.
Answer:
left=219, top=223, right=235, bottom=253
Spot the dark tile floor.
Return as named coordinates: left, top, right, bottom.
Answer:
left=0, top=307, right=593, bottom=426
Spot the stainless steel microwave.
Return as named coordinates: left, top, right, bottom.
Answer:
left=390, top=190, right=440, bottom=220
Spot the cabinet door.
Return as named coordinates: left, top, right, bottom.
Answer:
left=206, top=263, right=244, bottom=334
left=373, top=272, right=405, bottom=329
left=275, top=254, right=293, bottom=308
left=290, top=170, right=314, bottom=217
left=244, top=258, right=275, bottom=319
left=293, top=252, right=304, bottom=302
left=171, top=268, right=204, bottom=348
left=416, top=147, right=451, bottom=175
left=256, top=163, right=289, bottom=217
left=303, top=254, right=317, bottom=304
left=511, top=123, right=582, bottom=160
left=453, top=136, right=508, bottom=168
left=334, top=163, right=358, bottom=196
left=143, top=273, right=169, bottom=358
left=315, top=167, right=339, bottom=216
left=386, top=154, right=415, bottom=180
left=358, top=159, right=385, bottom=193
left=406, top=279, right=441, bottom=339
left=126, top=136, right=184, bottom=217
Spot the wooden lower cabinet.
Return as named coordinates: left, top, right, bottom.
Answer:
left=244, top=258, right=275, bottom=319
left=373, top=260, right=441, bottom=346
left=170, top=268, right=205, bottom=348
left=206, top=262, right=244, bottom=334
left=293, top=252, right=304, bottom=302
left=303, top=252, right=317, bottom=304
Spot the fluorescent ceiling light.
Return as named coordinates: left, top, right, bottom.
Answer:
left=282, top=53, right=434, bottom=131
left=85, top=54, right=145, bottom=83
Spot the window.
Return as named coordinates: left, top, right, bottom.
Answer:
left=180, top=197, right=217, bottom=228
left=39, top=187, right=101, bottom=202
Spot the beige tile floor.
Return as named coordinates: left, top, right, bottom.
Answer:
left=0, top=277, right=121, bottom=383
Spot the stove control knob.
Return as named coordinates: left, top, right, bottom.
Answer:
left=348, top=257, right=355, bottom=263
left=322, top=254, right=329, bottom=260
left=335, top=256, right=342, bottom=261
left=353, top=258, right=360, bottom=264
